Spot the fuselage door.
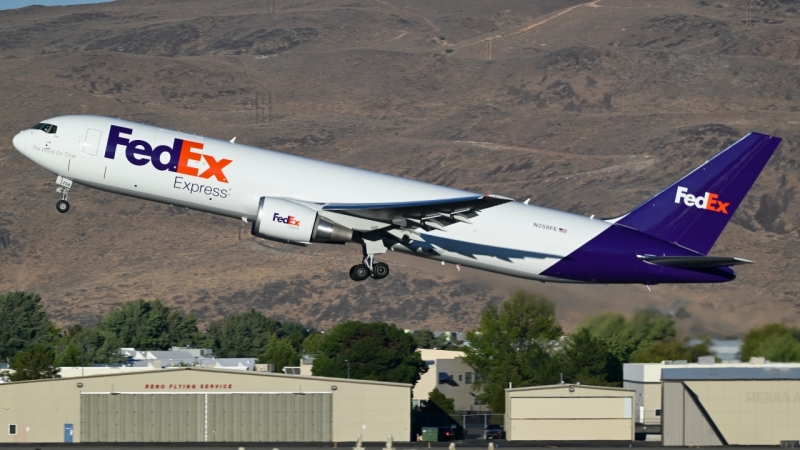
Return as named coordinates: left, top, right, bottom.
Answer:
left=82, top=129, right=102, bottom=156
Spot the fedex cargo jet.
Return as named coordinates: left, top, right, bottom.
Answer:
left=12, top=116, right=781, bottom=285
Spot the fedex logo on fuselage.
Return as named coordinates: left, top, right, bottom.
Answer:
left=104, top=125, right=232, bottom=183
left=273, top=213, right=301, bottom=227
left=674, top=186, right=729, bottom=214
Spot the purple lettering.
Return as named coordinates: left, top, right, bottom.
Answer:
left=126, top=140, right=153, bottom=166
left=104, top=125, right=132, bottom=159
left=151, top=139, right=182, bottom=172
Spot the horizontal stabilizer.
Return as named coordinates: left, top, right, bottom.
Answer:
left=637, top=255, right=753, bottom=269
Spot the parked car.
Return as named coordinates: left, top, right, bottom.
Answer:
left=484, top=424, right=505, bottom=439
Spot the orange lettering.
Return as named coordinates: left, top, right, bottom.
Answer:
left=177, top=140, right=204, bottom=176
left=707, top=193, right=719, bottom=211
left=199, top=154, right=232, bottom=183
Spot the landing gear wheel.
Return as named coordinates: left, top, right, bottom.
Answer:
left=371, top=262, right=389, bottom=279
left=349, top=264, right=370, bottom=281
left=56, top=200, right=70, bottom=213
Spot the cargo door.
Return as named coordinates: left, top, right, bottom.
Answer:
left=82, top=129, right=102, bottom=156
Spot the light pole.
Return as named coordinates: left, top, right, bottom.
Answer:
left=345, top=359, right=350, bottom=379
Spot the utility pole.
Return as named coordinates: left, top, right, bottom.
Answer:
left=345, top=359, right=350, bottom=379
left=268, top=90, right=272, bottom=123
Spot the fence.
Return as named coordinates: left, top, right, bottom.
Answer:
left=412, top=414, right=505, bottom=440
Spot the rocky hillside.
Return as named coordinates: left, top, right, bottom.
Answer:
left=0, top=0, right=799, bottom=336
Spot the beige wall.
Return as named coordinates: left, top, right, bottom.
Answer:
left=0, top=368, right=410, bottom=443
left=414, top=349, right=488, bottom=412
left=624, top=381, right=662, bottom=424
left=685, top=380, right=800, bottom=445
left=505, top=385, right=635, bottom=441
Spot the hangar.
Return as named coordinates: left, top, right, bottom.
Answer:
left=0, top=368, right=410, bottom=444
left=662, top=365, right=800, bottom=446
left=505, top=384, right=635, bottom=441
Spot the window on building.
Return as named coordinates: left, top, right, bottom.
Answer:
left=8, top=424, right=16, bottom=435
left=425, top=360, right=436, bottom=366
left=474, top=398, right=482, bottom=405
left=458, top=375, right=462, bottom=381
left=465, top=372, right=473, bottom=384
left=655, top=409, right=662, bottom=416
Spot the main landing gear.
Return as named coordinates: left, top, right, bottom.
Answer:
left=55, top=176, right=72, bottom=214
left=349, top=254, right=390, bottom=281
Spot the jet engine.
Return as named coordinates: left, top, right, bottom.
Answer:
left=251, top=197, right=353, bottom=244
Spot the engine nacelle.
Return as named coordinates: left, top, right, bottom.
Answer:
left=251, top=197, right=353, bottom=244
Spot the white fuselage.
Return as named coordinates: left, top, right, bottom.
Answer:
left=13, top=115, right=613, bottom=282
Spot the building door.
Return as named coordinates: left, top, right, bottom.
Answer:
left=64, top=424, right=74, bottom=443
left=82, top=129, right=102, bottom=156
left=81, top=392, right=332, bottom=442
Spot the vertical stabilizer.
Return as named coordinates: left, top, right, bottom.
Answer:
left=614, top=132, right=781, bottom=255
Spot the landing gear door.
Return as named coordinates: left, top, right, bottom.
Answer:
left=82, top=129, right=102, bottom=156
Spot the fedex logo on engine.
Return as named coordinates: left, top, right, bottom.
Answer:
left=674, top=186, right=729, bottom=214
left=273, top=213, right=301, bottom=227
left=104, top=125, right=232, bottom=183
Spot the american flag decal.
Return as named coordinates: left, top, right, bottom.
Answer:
left=559, top=228, right=568, bottom=233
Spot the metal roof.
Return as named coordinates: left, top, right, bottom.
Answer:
left=662, top=366, right=800, bottom=380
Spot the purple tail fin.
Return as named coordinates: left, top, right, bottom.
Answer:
left=615, top=132, right=782, bottom=255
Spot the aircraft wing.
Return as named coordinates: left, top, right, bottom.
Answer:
left=322, top=194, right=513, bottom=231
left=638, top=255, right=753, bottom=269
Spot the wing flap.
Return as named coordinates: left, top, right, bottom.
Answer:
left=322, top=194, right=513, bottom=223
left=638, top=255, right=753, bottom=269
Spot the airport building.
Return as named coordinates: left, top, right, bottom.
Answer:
left=505, top=384, right=635, bottom=441
left=413, top=349, right=488, bottom=413
left=625, top=360, right=800, bottom=445
left=0, top=368, right=410, bottom=444
left=661, top=365, right=800, bottom=446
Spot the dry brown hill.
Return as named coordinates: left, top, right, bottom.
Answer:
left=1, top=0, right=799, bottom=336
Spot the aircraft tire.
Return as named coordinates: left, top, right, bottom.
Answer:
left=349, top=264, right=370, bottom=281
left=56, top=200, right=70, bottom=213
left=371, top=262, right=389, bottom=279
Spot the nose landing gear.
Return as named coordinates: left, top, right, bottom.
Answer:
left=55, top=176, right=72, bottom=214
left=56, top=200, right=70, bottom=213
left=349, top=254, right=390, bottom=281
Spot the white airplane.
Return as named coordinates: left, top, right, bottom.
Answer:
left=12, top=116, right=781, bottom=285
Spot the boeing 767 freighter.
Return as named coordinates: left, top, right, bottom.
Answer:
left=12, top=116, right=781, bottom=285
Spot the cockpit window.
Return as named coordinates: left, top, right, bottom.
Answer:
left=33, top=123, right=57, bottom=134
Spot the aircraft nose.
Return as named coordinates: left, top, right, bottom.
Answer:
left=12, top=131, right=27, bottom=153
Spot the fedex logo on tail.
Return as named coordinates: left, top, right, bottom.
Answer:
left=273, top=213, right=301, bottom=227
left=105, top=125, right=232, bottom=183
left=674, top=186, right=729, bottom=214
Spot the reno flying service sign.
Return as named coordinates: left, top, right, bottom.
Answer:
left=144, top=383, right=234, bottom=390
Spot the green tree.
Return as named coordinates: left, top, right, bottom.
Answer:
left=204, top=310, right=282, bottom=357
left=9, top=343, right=60, bottom=381
left=421, top=387, right=456, bottom=415
left=0, top=291, right=56, bottom=363
left=561, top=328, right=620, bottom=386
left=302, top=333, right=326, bottom=355
left=54, top=326, right=124, bottom=366
left=413, top=330, right=461, bottom=350
left=257, top=335, right=301, bottom=371
left=463, top=291, right=564, bottom=413
left=278, top=321, right=316, bottom=353
left=581, top=310, right=678, bottom=362
left=741, top=324, right=800, bottom=362
left=312, top=321, right=427, bottom=385
left=99, top=300, right=199, bottom=350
